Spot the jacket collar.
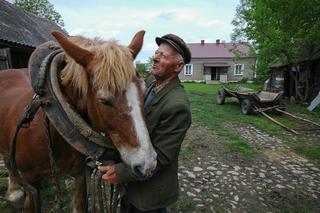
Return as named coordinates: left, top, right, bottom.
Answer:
left=144, top=76, right=181, bottom=114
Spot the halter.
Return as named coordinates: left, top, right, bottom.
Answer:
left=9, top=41, right=121, bottom=212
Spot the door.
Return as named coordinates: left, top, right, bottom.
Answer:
left=211, top=67, right=220, bottom=80
left=0, top=48, right=12, bottom=70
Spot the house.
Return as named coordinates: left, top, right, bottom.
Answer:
left=0, top=0, right=66, bottom=70
left=179, top=39, right=256, bottom=83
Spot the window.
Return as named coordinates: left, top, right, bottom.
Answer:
left=184, top=64, right=193, bottom=76
left=234, top=64, right=244, bottom=76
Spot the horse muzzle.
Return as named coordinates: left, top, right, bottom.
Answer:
left=131, top=150, right=157, bottom=179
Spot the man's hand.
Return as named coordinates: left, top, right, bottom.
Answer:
left=98, top=165, right=119, bottom=185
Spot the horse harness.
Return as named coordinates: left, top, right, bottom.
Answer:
left=9, top=41, right=121, bottom=213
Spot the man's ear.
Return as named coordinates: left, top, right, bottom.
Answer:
left=173, top=62, right=185, bottom=74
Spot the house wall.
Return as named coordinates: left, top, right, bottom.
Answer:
left=178, top=59, right=204, bottom=82
left=227, top=57, right=256, bottom=82
left=179, top=57, right=256, bottom=83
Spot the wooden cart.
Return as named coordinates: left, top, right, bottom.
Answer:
left=216, top=87, right=320, bottom=134
left=216, top=87, right=284, bottom=114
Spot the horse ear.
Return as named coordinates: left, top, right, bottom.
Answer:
left=52, top=31, right=94, bottom=68
left=128, top=30, right=145, bottom=59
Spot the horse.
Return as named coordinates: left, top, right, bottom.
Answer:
left=0, top=30, right=157, bottom=212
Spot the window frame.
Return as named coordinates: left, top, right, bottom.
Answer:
left=184, top=64, right=193, bottom=76
left=234, top=64, right=244, bottom=76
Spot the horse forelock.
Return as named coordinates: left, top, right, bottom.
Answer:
left=93, top=41, right=135, bottom=95
left=60, top=36, right=135, bottom=97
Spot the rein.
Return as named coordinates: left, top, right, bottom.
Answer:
left=9, top=42, right=121, bottom=212
left=9, top=94, right=42, bottom=212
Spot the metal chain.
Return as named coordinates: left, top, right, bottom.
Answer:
left=85, top=157, right=121, bottom=213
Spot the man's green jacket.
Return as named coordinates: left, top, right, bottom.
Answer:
left=114, top=75, right=192, bottom=210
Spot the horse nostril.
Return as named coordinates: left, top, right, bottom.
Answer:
left=133, top=165, right=144, bottom=178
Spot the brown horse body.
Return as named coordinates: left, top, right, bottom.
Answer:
left=0, top=31, right=157, bottom=212
left=0, top=68, right=86, bottom=211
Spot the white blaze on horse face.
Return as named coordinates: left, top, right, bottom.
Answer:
left=121, top=82, right=157, bottom=177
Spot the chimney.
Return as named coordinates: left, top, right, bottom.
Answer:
left=216, top=39, right=220, bottom=44
left=201, top=40, right=205, bottom=45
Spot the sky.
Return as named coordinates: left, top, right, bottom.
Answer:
left=12, top=0, right=241, bottom=62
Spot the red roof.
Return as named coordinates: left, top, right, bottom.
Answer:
left=187, top=42, right=251, bottom=59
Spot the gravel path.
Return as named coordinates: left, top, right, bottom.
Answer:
left=176, top=123, right=320, bottom=212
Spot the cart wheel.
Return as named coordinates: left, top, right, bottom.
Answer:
left=217, top=88, right=225, bottom=105
left=241, top=99, right=253, bottom=115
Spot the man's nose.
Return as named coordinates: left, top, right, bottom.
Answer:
left=153, top=54, right=159, bottom=62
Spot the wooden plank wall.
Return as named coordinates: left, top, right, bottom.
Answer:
left=0, top=48, right=11, bottom=70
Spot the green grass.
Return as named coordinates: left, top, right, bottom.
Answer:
left=183, top=81, right=264, bottom=94
left=0, top=167, right=14, bottom=212
left=170, top=196, right=196, bottom=212
left=285, top=100, right=320, bottom=117
left=183, top=82, right=320, bottom=160
left=185, top=84, right=258, bottom=159
left=293, top=146, right=320, bottom=159
left=276, top=200, right=319, bottom=213
left=0, top=169, right=75, bottom=212
left=180, top=144, right=196, bottom=160
left=210, top=197, right=225, bottom=213
left=226, top=140, right=257, bottom=159
left=0, top=169, right=8, bottom=196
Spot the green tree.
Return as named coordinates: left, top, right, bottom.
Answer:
left=14, top=0, right=64, bottom=27
left=136, top=57, right=153, bottom=78
left=231, top=0, right=320, bottom=89
left=136, top=63, right=147, bottom=78
left=146, top=56, right=153, bottom=70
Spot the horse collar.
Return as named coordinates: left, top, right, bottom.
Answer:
left=28, top=41, right=113, bottom=160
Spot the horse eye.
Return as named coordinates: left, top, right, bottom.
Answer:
left=100, top=99, right=114, bottom=107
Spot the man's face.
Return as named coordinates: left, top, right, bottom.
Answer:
left=149, top=43, right=182, bottom=81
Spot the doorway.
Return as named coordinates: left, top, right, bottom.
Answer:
left=211, top=67, right=220, bottom=80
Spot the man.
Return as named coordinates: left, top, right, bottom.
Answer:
left=99, top=33, right=192, bottom=212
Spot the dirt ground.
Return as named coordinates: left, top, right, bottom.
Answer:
left=173, top=123, right=320, bottom=212
left=1, top=121, right=320, bottom=213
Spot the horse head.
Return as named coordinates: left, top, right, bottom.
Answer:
left=52, top=31, right=157, bottom=178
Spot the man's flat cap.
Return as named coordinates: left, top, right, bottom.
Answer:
left=155, top=34, right=191, bottom=64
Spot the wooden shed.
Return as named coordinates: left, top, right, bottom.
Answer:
left=266, top=50, right=320, bottom=103
left=0, top=0, right=66, bottom=70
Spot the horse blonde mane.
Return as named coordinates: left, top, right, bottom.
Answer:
left=61, top=36, right=135, bottom=97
